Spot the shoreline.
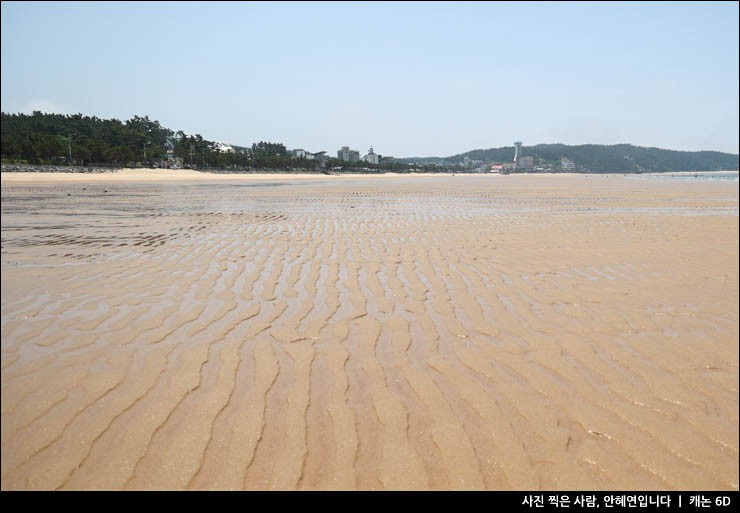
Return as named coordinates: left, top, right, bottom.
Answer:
left=0, top=168, right=457, bottom=183
left=2, top=167, right=737, bottom=184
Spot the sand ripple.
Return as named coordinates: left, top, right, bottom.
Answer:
left=1, top=175, right=738, bottom=490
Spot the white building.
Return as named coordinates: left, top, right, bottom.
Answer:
left=561, top=158, right=576, bottom=171
left=289, top=148, right=318, bottom=160
left=214, top=141, right=235, bottom=153
left=363, top=146, right=379, bottom=165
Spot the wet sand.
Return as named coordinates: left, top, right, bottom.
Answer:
left=1, top=173, right=738, bottom=490
left=0, top=168, right=447, bottom=183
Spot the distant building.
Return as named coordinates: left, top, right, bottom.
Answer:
left=289, top=148, right=320, bottom=161
left=561, top=158, right=576, bottom=171
left=337, top=146, right=360, bottom=162
left=214, top=141, right=235, bottom=153
left=518, top=156, right=535, bottom=170
left=312, top=151, right=328, bottom=166
left=490, top=164, right=504, bottom=173
left=363, top=146, right=379, bottom=165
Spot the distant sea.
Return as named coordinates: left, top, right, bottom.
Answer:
left=632, top=171, right=739, bottom=182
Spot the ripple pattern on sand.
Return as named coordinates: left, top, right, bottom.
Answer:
left=2, top=176, right=738, bottom=490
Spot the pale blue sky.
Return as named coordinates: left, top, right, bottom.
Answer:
left=2, top=1, right=738, bottom=157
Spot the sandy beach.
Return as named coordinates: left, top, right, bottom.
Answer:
left=1, top=171, right=737, bottom=490
left=0, top=168, right=450, bottom=183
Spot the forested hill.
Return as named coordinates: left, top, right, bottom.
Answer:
left=424, top=144, right=738, bottom=172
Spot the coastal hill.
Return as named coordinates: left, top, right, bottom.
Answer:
left=402, top=143, right=739, bottom=173
left=2, top=111, right=737, bottom=173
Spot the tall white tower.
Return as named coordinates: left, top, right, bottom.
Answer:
left=514, top=141, right=523, bottom=165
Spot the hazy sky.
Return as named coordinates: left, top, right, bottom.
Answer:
left=2, top=1, right=738, bottom=157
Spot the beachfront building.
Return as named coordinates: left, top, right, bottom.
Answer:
left=561, top=157, right=576, bottom=171
left=518, top=156, right=535, bottom=171
left=293, top=149, right=316, bottom=160
left=312, top=151, right=328, bottom=166
left=292, top=148, right=326, bottom=161
left=337, top=146, right=360, bottom=162
left=363, top=146, right=379, bottom=165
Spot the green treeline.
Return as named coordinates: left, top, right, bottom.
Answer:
left=0, top=111, right=438, bottom=172
left=0, top=111, right=293, bottom=169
